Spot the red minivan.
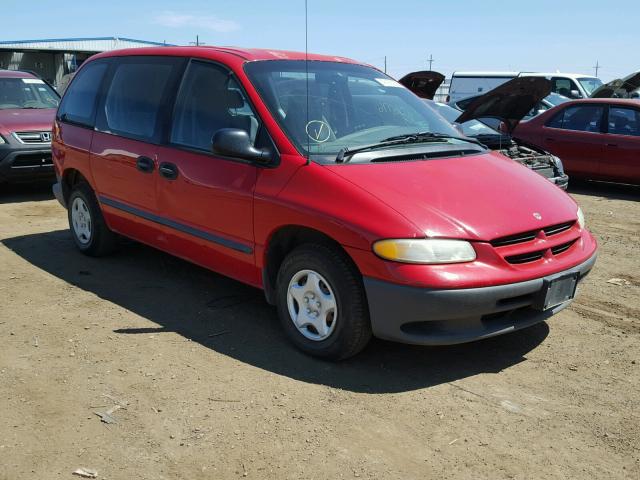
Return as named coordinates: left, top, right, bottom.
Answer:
left=51, top=47, right=597, bottom=359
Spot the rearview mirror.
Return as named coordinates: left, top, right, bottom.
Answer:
left=212, top=128, right=272, bottom=164
left=569, top=89, right=581, bottom=99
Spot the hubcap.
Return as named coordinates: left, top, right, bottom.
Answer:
left=71, top=197, right=92, bottom=245
left=286, top=269, right=337, bottom=341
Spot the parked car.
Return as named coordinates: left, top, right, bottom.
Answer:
left=591, top=70, right=640, bottom=99
left=448, top=71, right=602, bottom=104
left=454, top=92, right=570, bottom=122
left=401, top=72, right=569, bottom=189
left=0, top=69, right=59, bottom=184
left=514, top=98, right=640, bottom=184
left=51, top=47, right=597, bottom=359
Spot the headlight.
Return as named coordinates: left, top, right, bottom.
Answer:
left=373, top=239, right=476, bottom=264
left=0, top=134, right=5, bottom=145
left=577, top=207, right=585, bottom=229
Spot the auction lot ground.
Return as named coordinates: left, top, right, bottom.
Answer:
left=0, top=181, right=638, bottom=479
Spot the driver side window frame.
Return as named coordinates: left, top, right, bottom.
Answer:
left=167, top=58, right=277, bottom=164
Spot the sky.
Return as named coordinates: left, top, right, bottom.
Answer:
left=2, top=0, right=637, bottom=82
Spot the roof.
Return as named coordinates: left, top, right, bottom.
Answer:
left=520, top=72, right=598, bottom=79
left=561, top=98, right=640, bottom=106
left=0, top=37, right=170, bottom=52
left=453, top=71, right=599, bottom=79
left=0, top=69, right=36, bottom=79
left=92, top=45, right=361, bottom=64
left=452, top=72, right=519, bottom=77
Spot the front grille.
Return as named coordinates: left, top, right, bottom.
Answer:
left=491, top=230, right=538, bottom=247
left=11, top=153, right=53, bottom=169
left=492, top=221, right=579, bottom=265
left=505, top=250, right=546, bottom=264
left=543, top=222, right=574, bottom=236
left=13, top=131, right=52, bottom=144
left=491, top=221, right=576, bottom=247
left=551, top=240, right=576, bottom=256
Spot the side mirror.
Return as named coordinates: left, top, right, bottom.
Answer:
left=569, top=89, right=581, bottom=99
left=212, top=128, right=272, bottom=164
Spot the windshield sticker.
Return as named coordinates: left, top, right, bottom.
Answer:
left=375, top=78, right=402, bottom=88
left=305, top=120, right=332, bottom=143
left=22, top=78, right=45, bottom=84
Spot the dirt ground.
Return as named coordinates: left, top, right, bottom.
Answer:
left=0, top=180, right=638, bottom=480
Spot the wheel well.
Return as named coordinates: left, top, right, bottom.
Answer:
left=263, top=226, right=360, bottom=305
left=61, top=169, right=89, bottom=203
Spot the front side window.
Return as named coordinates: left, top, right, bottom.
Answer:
left=546, top=105, right=604, bottom=132
left=551, top=78, right=581, bottom=98
left=0, top=77, right=59, bottom=110
left=244, top=60, right=460, bottom=160
left=102, top=59, right=179, bottom=141
left=608, top=106, right=640, bottom=136
left=171, top=61, right=260, bottom=151
left=57, top=62, right=107, bottom=126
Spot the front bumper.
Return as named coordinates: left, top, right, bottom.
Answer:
left=364, top=253, right=596, bottom=346
left=0, top=144, right=54, bottom=183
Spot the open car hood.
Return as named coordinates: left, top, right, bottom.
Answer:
left=398, top=71, right=445, bottom=100
left=591, top=71, right=640, bottom=98
left=455, top=77, right=552, bottom=134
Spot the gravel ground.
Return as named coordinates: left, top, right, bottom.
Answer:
left=0, top=181, right=638, bottom=480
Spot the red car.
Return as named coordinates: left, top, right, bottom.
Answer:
left=51, top=47, right=597, bottom=359
left=0, top=69, right=59, bottom=184
left=514, top=98, right=640, bottom=184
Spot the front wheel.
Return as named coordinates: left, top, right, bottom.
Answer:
left=276, top=244, right=372, bottom=360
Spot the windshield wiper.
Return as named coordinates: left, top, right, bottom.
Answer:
left=335, top=132, right=483, bottom=163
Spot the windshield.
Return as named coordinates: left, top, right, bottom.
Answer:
left=428, top=101, right=498, bottom=136
left=244, top=60, right=460, bottom=158
left=0, top=77, right=60, bottom=110
left=578, top=77, right=603, bottom=96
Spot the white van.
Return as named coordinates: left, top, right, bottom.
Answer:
left=447, top=71, right=603, bottom=104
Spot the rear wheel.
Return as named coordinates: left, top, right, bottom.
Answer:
left=68, top=183, right=117, bottom=256
left=276, top=244, right=372, bottom=360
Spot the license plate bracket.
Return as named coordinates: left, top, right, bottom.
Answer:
left=535, top=272, right=579, bottom=311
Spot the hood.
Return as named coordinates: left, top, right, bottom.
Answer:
left=398, top=71, right=445, bottom=100
left=0, top=108, right=56, bottom=135
left=326, top=150, right=575, bottom=241
left=591, top=71, right=640, bottom=98
left=455, top=77, right=552, bottom=134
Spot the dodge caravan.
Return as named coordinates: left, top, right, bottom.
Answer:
left=51, top=47, right=597, bottom=359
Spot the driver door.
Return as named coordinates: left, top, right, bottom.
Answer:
left=156, top=60, right=261, bottom=283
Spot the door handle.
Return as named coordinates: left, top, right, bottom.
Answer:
left=159, top=162, right=178, bottom=180
left=136, top=156, right=155, bottom=173
left=545, top=137, right=556, bottom=142
left=606, top=143, right=618, bottom=147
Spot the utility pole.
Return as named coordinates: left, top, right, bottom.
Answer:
left=189, top=35, right=203, bottom=47
left=427, top=54, right=434, bottom=71
left=384, top=56, right=387, bottom=74
left=593, top=60, right=601, bottom=77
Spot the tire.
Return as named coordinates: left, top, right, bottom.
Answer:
left=67, top=182, right=117, bottom=256
left=276, top=243, right=372, bottom=360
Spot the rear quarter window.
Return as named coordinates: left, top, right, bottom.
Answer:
left=57, top=62, right=108, bottom=127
